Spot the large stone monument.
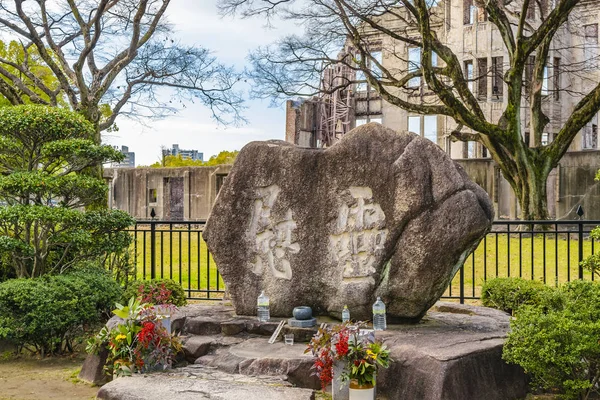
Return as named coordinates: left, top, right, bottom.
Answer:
left=203, top=124, right=494, bottom=321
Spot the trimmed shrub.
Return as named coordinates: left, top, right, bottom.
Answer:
left=0, top=269, right=121, bottom=355
left=503, top=280, right=600, bottom=400
left=481, top=277, right=553, bottom=314
left=122, top=279, right=186, bottom=307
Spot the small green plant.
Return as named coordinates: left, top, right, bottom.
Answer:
left=0, top=269, right=121, bottom=355
left=122, top=279, right=186, bottom=307
left=503, top=280, right=600, bottom=400
left=87, top=297, right=182, bottom=377
left=481, top=277, right=553, bottom=315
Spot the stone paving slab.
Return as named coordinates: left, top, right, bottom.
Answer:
left=96, top=366, right=315, bottom=400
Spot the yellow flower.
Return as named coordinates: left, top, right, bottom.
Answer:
left=115, top=334, right=127, bottom=341
left=366, top=349, right=377, bottom=360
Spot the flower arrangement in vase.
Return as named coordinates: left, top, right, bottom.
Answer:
left=87, top=297, right=182, bottom=378
left=306, top=322, right=391, bottom=399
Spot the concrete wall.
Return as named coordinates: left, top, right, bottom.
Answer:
left=104, top=165, right=233, bottom=221
left=457, top=150, right=600, bottom=220
left=105, top=152, right=600, bottom=221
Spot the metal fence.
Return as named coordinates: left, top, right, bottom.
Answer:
left=130, top=219, right=600, bottom=303
left=129, top=220, right=224, bottom=300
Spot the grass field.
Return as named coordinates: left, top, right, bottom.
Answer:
left=444, top=232, right=597, bottom=299
left=131, top=228, right=224, bottom=299
left=129, top=227, right=598, bottom=301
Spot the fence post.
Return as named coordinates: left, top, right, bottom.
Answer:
left=459, top=265, right=465, bottom=304
left=150, top=222, right=156, bottom=280
left=579, top=220, right=584, bottom=280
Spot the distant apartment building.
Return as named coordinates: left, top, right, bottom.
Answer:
left=162, top=144, right=204, bottom=162
left=111, top=145, right=135, bottom=168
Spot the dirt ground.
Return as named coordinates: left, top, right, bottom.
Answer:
left=0, top=353, right=98, bottom=400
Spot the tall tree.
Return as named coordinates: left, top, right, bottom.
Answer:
left=0, top=0, right=244, bottom=142
left=220, top=0, right=600, bottom=220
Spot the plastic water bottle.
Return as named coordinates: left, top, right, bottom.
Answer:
left=257, top=291, right=270, bottom=322
left=342, top=305, right=350, bottom=323
left=372, top=297, right=387, bottom=331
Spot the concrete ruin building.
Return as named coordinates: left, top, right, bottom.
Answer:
left=105, top=165, right=232, bottom=221
left=285, top=0, right=600, bottom=219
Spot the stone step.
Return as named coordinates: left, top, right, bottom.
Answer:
left=174, top=304, right=319, bottom=341
left=96, top=366, right=315, bottom=400
left=181, top=334, right=320, bottom=389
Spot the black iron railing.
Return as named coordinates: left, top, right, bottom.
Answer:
left=129, top=220, right=224, bottom=300
left=129, top=220, right=600, bottom=303
left=442, top=220, right=600, bottom=303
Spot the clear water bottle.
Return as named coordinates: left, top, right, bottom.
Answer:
left=257, top=291, right=270, bottom=322
left=372, top=297, right=387, bottom=331
left=342, top=305, right=350, bottom=323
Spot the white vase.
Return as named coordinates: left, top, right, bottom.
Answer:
left=349, top=380, right=375, bottom=400
left=155, top=305, right=172, bottom=333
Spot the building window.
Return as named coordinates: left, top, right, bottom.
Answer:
left=463, top=0, right=475, bottom=24
left=542, top=133, right=549, bottom=146
left=370, top=51, right=382, bottom=78
left=492, top=56, right=503, bottom=99
left=477, top=6, right=488, bottom=22
left=477, top=58, right=488, bottom=100
left=584, top=24, right=599, bottom=71
left=464, top=60, right=474, bottom=92
left=355, top=51, right=383, bottom=92
left=148, top=188, right=157, bottom=204
left=408, top=115, right=439, bottom=144
left=542, top=66, right=549, bottom=96
left=467, top=141, right=476, bottom=158
left=583, top=116, right=598, bottom=149
left=553, top=57, right=560, bottom=100
left=408, top=116, right=421, bottom=135
left=423, top=116, right=438, bottom=143
left=356, top=116, right=381, bottom=127
left=408, top=47, right=421, bottom=87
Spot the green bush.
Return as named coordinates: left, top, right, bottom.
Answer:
left=503, top=280, right=600, bottom=400
left=481, top=277, right=553, bottom=314
left=122, top=279, right=186, bottom=307
left=0, top=269, right=122, bottom=355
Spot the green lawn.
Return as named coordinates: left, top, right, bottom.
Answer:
left=130, top=227, right=224, bottom=299
left=129, top=228, right=597, bottom=301
left=444, top=233, right=597, bottom=299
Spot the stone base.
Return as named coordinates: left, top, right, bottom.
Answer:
left=92, top=302, right=528, bottom=400
left=288, top=317, right=317, bottom=328
left=96, top=367, right=314, bottom=400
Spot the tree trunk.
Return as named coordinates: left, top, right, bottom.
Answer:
left=499, top=156, right=551, bottom=221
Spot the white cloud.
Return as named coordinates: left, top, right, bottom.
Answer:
left=105, top=0, right=291, bottom=166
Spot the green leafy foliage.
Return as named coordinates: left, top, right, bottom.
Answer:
left=0, top=268, right=122, bottom=355
left=122, top=279, right=187, bottom=307
left=0, top=105, right=134, bottom=279
left=148, top=150, right=239, bottom=168
left=481, top=277, right=554, bottom=315
left=0, top=40, right=64, bottom=107
left=503, top=280, right=600, bottom=400
left=580, top=227, right=600, bottom=279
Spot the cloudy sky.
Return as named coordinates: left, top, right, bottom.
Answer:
left=103, top=1, right=292, bottom=166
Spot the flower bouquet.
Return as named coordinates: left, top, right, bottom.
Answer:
left=306, top=322, right=391, bottom=398
left=87, top=297, right=182, bottom=378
